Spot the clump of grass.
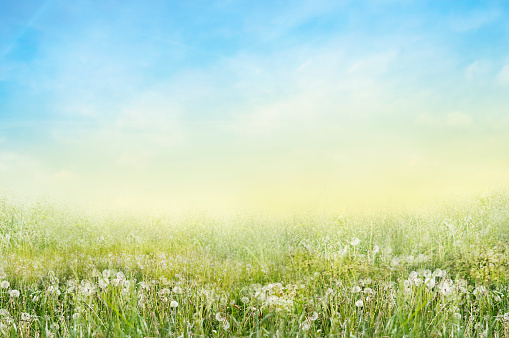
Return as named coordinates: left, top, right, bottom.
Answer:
left=1, top=192, right=509, bottom=336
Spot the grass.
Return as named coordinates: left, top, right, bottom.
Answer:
left=1, top=192, right=509, bottom=336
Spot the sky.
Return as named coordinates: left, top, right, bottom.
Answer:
left=1, top=0, right=509, bottom=213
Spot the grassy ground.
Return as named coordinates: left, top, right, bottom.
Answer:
left=1, top=192, right=509, bottom=337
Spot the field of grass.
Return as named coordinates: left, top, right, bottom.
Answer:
left=1, top=192, right=509, bottom=337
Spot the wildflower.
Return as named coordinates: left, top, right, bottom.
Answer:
left=425, top=278, right=436, bottom=290
left=222, top=320, right=230, bottom=330
left=230, top=299, right=235, bottom=305
left=102, top=269, right=111, bottom=279
left=355, top=300, right=363, bottom=307
left=503, top=313, right=509, bottom=322
left=172, top=286, right=183, bottom=294
left=352, top=286, right=361, bottom=293
left=409, top=271, right=418, bottom=279
left=241, top=296, right=250, bottom=304
left=433, top=269, right=444, bottom=278
left=215, top=312, right=225, bottom=321
left=473, top=286, right=487, bottom=295
left=423, top=269, right=432, bottom=278
left=326, top=288, right=335, bottom=296
left=10, top=289, right=20, bottom=298
left=0, top=309, right=9, bottom=316
left=309, top=312, right=319, bottom=321
left=406, top=255, right=415, bottom=264
left=0, top=281, right=9, bottom=289
left=301, top=321, right=310, bottom=331
left=390, top=257, right=400, bottom=266
left=170, top=300, right=178, bottom=308
left=350, top=238, right=361, bottom=246
left=21, top=312, right=30, bottom=321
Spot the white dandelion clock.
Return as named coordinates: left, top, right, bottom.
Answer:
left=241, top=296, right=250, bottom=304
left=0, top=281, right=9, bottom=289
left=10, top=289, right=20, bottom=298
left=309, top=312, right=318, bottom=321
left=352, top=286, right=361, bottom=293
left=215, top=312, right=225, bottom=321
left=21, top=312, right=30, bottom=321
left=170, top=300, right=178, bottom=308
left=172, top=286, right=183, bottom=294
left=222, top=320, right=230, bottom=330
left=301, top=321, right=310, bottom=331
left=355, top=299, right=363, bottom=307
left=350, top=238, right=361, bottom=246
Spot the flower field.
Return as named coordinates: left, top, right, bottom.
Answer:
left=1, top=193, right=509, bottom=336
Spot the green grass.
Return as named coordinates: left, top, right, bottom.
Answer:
left=1, top=192, right=509, bottom=336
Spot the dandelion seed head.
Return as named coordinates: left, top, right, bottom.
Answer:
left=0, top=281, right=9, bottom=289
left=350, top=238, right=361, bottom=246
left=20, top=312, right=30, bottom=321
left=352, top=286, right=361, bottom=293
left=170, top=300, right=179, bottom=308
left=309, top=312, right=318, bottom=321
left=9, top=289, right=20, bottom=298
left=355, top=299, right=363, bottom=307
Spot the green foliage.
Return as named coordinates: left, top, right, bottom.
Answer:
left=1, top=193, right=509, bottom=336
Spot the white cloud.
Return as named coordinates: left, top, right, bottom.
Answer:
left=465, top=59, right=491, bottom=81
left=446, top=111, right=473, bottom=128
left=496, top=64, right=509, bottom=86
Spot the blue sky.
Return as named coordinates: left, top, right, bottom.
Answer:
left=1, top=0, right=509, bottom=211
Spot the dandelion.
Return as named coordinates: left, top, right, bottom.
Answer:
left=453, top=313, right=461, bottom=320
left=503, top=313, right=509, bottom=322
left=0, top=281, right=9, bottom=289
left=352, top=286, right=361, bottom=293
left=409, top=271, right=418, bottom=279
left=72, top=313, right=80, bottom=320
left=373, top=244, right=380, bottom=254
left=172, top=286, right=183, bottom=294
left=170, top=300, right=178, bottom=308
left=102, top=269, right=111, bottom=279
left=20, top=312, right=30, bottom=321
left=241, top=296, right=250, bottom=304
left=301, top=321, right=311, bottom=331
left=222, top=320, right=230, bottom=330
left=355, top=300, right=363, bottom=307
left=350, top=238, right=361, bottom=246
left=215, top=312, right=225, bottom=321
left=309, top=312, right=319, bottom=321
left=10, top=289, right=20, bottom=298
left=0, top=309, right=9, bottom=316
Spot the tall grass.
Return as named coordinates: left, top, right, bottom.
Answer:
left=1, top=192, right=509, bottom=336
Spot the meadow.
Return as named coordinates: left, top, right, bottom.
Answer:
left=1, top=192, right=509, bottom=337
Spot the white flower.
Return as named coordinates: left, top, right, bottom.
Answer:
left=21, top=312, right=30, bottom=321
left=355, top=300, right=363, bottom=307
left=170, top=300, right=178, bottom=308
left=433, top=269, right=444, bottom=278
left=0, top=281, right=9, bottom=289
left=503, top=313, right=509, bottom=322
left=390, top=257, right=400, bottom=266
left=301, top=321, right=310, bottom=331
left=215, top=312, right=225, bottom=321
left=406, top=255, right=415, bottom=264
left=0, top=309, right=9, bottom=316
left=350, top=238, right=361, bottom=246
left=102, top=269, right=111, bottom=279
left=72, top=313, right=80, bottom=320
left=425, top=278, right=436, bottom=290
left=172, top=286, right=183, bottom=294
left=373, top=245, right=380, bottom=254
left=241, top=296, right=250, bottom=304
left=352, top=286, right=361, bottom=293
left=10, top=289, right=20, bottom=298
left=309, top=312, right=318, bottom=321
left=409, top=271, right=418, bottom=279
left=453, top=313, right=461, bottom=320
left=222, top=320, right=230, bottom=330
